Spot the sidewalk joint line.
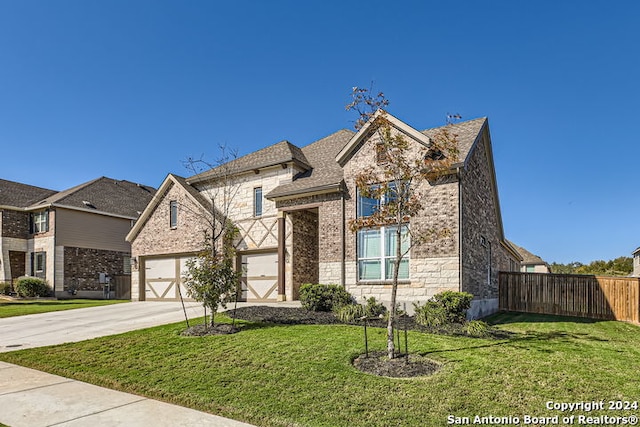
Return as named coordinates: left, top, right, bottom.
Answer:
left=46, top=397, right=148, bottom=426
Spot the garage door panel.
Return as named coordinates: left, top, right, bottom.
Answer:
left=241, top=252, right=278, bottom=301
left=144, top=256, right=193, bottom=301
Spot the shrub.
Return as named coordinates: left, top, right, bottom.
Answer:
left=15, top=277, right=51, bottom=298
left=334, top=297, right=387, bottom=323
left=299, top=284, right=353, bottom=312
left=465, top=320, right=490, bottom=337
left=414, top=301, right=447, bottom=327
left=363, top=297, right=387, bottom=318
left=414, top=291, right=474, bottom=327
left=0, top=282, right=13, bottom=295
left=335, top=304, right=365, bottom=323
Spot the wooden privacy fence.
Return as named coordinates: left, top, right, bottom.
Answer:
left=499, top=272, right=640, bottom=323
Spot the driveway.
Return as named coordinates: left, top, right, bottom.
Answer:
left=0, top=301, right=307, bottom=426
left=0, top=301, right=210, bottom=352
left=0, top=300, right=300, bottom=352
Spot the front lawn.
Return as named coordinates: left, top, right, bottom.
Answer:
left=0, top=299, right=127, bottom=318
left=0, top=312, right=638, bottom=427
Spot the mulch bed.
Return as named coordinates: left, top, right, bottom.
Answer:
left=353, top=351, right=441, bottom=378
left=182, top=323, right=240, bottom=336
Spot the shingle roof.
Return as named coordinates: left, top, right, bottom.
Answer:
left=421, top=117, right=487, bottom=167
left=188, top=140, right=312, bottom=184
left=269, top=118, right=487, bottom=200
left=186, top=116, right=488, bottom=201
left=508, top=241, right=548, bottom=266
left=267, top=129, right=355, bottom=199
left=0, top=179, right=57, bottom=208
left=34, top=177, right=155, bottom=218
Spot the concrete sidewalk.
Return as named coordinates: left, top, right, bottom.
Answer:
left=0, top=361, right=258, bottom=426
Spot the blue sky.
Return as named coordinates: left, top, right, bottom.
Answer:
left=1, top=1, right=638, bottom=264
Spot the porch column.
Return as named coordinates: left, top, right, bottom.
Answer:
left=277, top=212, right=286, bottom=301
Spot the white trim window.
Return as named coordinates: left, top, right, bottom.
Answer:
left=169, top=201, right=178, bottom=228
left=30, top=210, right=49, bottom=234
left=254, top=187, right=263, bottom=217
left=357, top=225, right=409, bottom=281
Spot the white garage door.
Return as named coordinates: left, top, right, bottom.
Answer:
left=144, top=257, right=193, bottom=301
left=241, top=252, right=278, bottom=301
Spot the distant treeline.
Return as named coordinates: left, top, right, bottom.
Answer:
left=549, top=257, right=633, bottom=276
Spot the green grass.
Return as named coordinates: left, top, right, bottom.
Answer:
left=1, top=312, right=639, bottom=427
left=0, top=299, right=127, bottom=318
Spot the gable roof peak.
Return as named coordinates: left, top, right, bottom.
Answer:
left=188, top=139, right=311, bottom=184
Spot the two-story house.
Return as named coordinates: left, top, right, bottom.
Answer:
left=126, top=112, right=521, bottom=317
left=0, top=177, right=154, bottom=298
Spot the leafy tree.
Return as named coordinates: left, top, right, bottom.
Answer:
left=550, top=257, right=632, bottom=276
left=182, top=224, right=240, bottom=327
left=180, top=145, right=243, bottom=328
left=346, top=85, right=459, bottom=359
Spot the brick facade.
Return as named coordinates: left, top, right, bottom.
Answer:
left=63, top=246, right=128, bottom=292
left=131, top=182, right=211, bottom=258
left=339, top=127, right=462, bottom=306
left=290, top=209, right=319, bottom=299
left=1, top=210, right=29, bottom=239
left=129, top=115, right=514, bottom=316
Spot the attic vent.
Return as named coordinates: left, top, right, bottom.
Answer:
left=82, top=200, right=97, bottom=209
left=425, top=147, right=445, bottom=161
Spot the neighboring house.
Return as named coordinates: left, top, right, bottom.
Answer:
left=127, top=112, right=521, bottom=318
left=0, top=177, right=155, bottom=298
left=632, top=247, right=640, bottom=277
left=509, top=241, right=550, bottom=273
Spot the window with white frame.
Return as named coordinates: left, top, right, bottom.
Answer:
left=169, top=201, right=178, bottom=228
left=356, top=183, right=410, bottom=281
left=254, top=187, right=263, bottom=217
left=30, top=210, right=49, bottom=234
left=358, top=225, right=409, bottom=281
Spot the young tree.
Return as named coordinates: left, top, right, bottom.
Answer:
left=182, top=224, right=240, bottom=327
left=346, top=86, right=459, bottom=359
left=180, top=145, right=242, bottom=328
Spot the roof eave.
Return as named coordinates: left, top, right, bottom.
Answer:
left=266, top=182, right=343, bottom=201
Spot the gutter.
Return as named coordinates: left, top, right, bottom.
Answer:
left=0, top=203, right=138, bottom=221
left=266, top=182, right=342, bottom=201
